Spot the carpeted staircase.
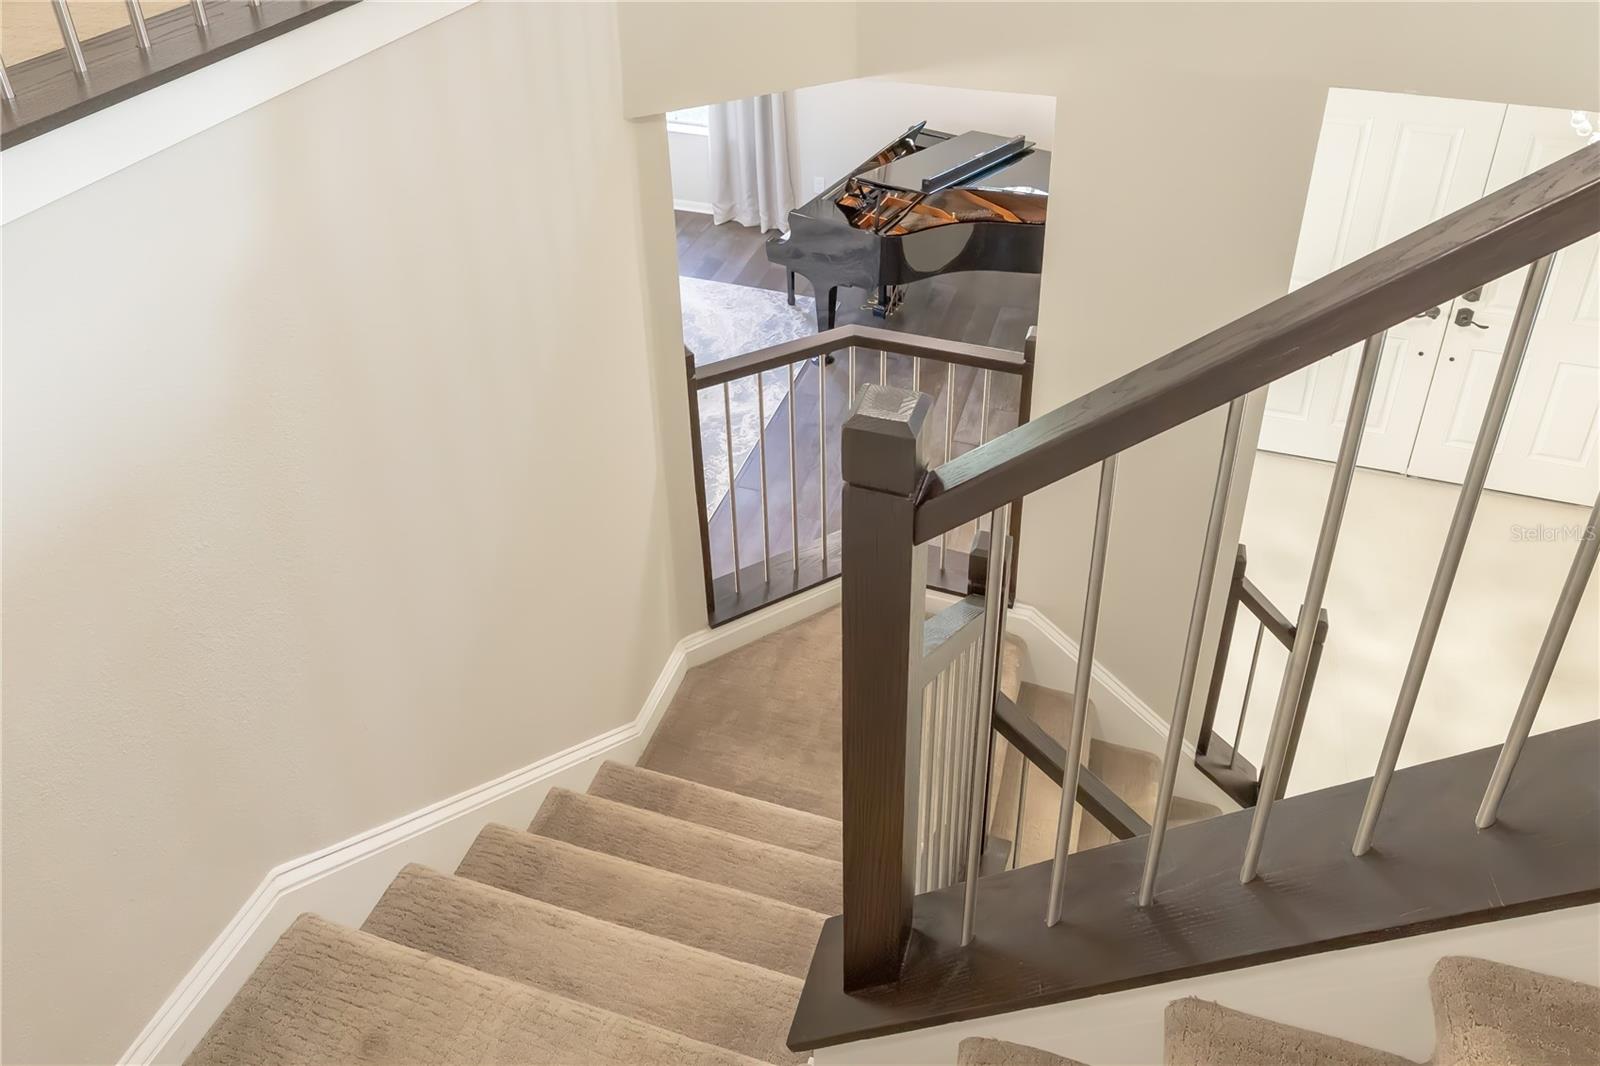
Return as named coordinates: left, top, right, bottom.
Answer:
left=957, top=955, right=1600, bottom=1065
left=184, top=607, right=1593, bottom=1064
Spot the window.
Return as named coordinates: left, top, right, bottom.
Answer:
left=667, top=106, right=710, bottom=136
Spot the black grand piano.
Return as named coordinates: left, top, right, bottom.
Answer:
left=766, top=122, right=1048, bottom=331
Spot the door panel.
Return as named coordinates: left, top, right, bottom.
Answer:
left=1406, top=106, right=1600, bottom=506
left=1258, top=90, right=1506, bottom=470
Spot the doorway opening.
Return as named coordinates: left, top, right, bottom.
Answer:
left=666, top=78, right=1056, bottom=622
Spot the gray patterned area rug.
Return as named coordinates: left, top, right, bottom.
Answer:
left=682, top=276, right=817, bottom=516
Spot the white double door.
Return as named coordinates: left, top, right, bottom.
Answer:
left=1259, top=91, right=1599, bottom=507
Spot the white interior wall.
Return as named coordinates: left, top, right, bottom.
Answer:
left=0, top=4, right=705, bottom=1063
left=668, top=127, right=711, bottom=210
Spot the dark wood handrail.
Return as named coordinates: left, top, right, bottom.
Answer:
left=689, top=324, right=1029, bottom=389
left=913, top=143, right=1600, bottom=543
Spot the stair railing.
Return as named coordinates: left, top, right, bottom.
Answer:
left=1192, top=544, right=1330, bottom=808
left=685, top=325, right=1034, bottom=626
left=833, top=142, right=1600, bottom=991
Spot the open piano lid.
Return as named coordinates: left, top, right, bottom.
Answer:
left=856, top=131, right=1040, bottom=194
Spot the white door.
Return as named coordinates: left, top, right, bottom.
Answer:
left=1258, top=90, right=1507, bottom=471
left=1405, top=106, right=1600, bottom=506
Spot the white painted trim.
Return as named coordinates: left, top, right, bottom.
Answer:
left=119, top=580, right=842, bottom=1065
left=2, top=1, right=473, bottom=225
left=673, top=198, right=715, bottom=215
left=1004, top=603, right=1239, bottom=811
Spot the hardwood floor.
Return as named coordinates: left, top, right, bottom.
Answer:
left=675, top=211, right=1042, bottom=617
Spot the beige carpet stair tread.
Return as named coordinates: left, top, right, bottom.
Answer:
left=456, top=825, right=825, bottom=978
left=186, top=914, right=759, bottom=1066
left=531, top=788, right=842, bottom=913
left=1430, top=956, right=1600, bottom=1066
left=641, top=608, right=843, bottom=819
left=588, top=761, right=842, bottom=861
left=1165, top=998, right=1412, bottom=1066
left=957, top=1036, right=1088, bottom=1066
left=363, top=865, right=803, bottom=1064
left=1076, top=740, right=1176, bottom=851
left=1000, top=632, right=1025, bottom=703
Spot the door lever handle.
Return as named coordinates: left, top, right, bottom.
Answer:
left=1415, top=306, right=1441, bottom=319
left=1455, top=308, right=1490, bottom=329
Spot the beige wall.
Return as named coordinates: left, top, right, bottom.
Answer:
left=616, top=1, right=861, bottom=118
left=0, top=4, right=703, bottom=1062
left=851, top=2, right=1600, bottom=741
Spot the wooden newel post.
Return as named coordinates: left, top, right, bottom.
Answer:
left=840, top=384, right=934, bottom=991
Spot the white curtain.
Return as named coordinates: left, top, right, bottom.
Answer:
left=707, top=93, right=798, bottom=232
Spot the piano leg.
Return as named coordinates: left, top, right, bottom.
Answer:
left=822, top=286, right=837, bottom=331
left=786, top=270, right=796, bottom=306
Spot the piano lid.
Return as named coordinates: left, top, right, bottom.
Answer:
left=856, top=131, right=1034, bottom=194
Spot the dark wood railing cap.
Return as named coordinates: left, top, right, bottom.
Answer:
left=842, top=386, right=934, bottom=496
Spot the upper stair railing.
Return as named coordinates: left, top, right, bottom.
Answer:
left=812, top=141, right=1600, bottom=1025
left=684, top=326, right=1034, bottom=625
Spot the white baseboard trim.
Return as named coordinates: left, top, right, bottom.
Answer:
left=1003, top=604, right=1238, bottom=812
left=673, top=198, right=715, bottom=215
left=120, top=580, right=842, bottom=1065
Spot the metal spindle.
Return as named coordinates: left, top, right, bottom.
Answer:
left=190, top=0, right=209, bottom=29
left=0, top=60, right=14, bottom=103
left=786, top=361, right=799, bottom=582
left=934, top=665, right=953, bottom=877
left=879, top=349, right=887, bottom=386
left=755, top=371, right=771, bottom=584
left=722, top=383, right=741, bottom=595
left=849, top=348, right=857, bottom=406
left=940, top=362, right=955, bottom=573
left=1354, top=255, right=1555, bottom=856
left=1045, top=459, right=1117, bottom=926
left=952, top=648, right=973, bottom=879
left=1229, top=624, right=1265, bottom=769
left=1241, top=332, right=1386, bottom=883
left=1476, top=491, right=1600, bottom=828
left=1140, top=398, right=1247, bottom=906
left=917, top=683, right=935, bottom=892
left=818, top=351, right=830, bottom=574
left=126, top=0, right=151, bottom=50
left=51, top=0, right=88, bottom=75
left=978, top=370, right=992, bottom=544
left=962, top=502, right=1012, bottom=944
left=1009, top=755, right=1027, bottom=871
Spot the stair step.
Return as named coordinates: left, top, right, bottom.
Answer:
left=639, top=608, right=843, bottom=820
left=1000, top=633, right=1025, bottom=703
left=588, top=761, right=842, bottom=861
left=363, top=865, right=803, bottom=1064
left=185, top=914, right=758, bottom=1066
left=1430, top=956, right=1600, bottom=1066
left=1051, top=733, right=1222, bottom=853
left=456, top=825, right=825, bottom=978
left=1164, top=998, right=1410, bottom=1066
left=530, top=788, right=842, bottom=914
left=957, top=1036, right=1087, bottom=1065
